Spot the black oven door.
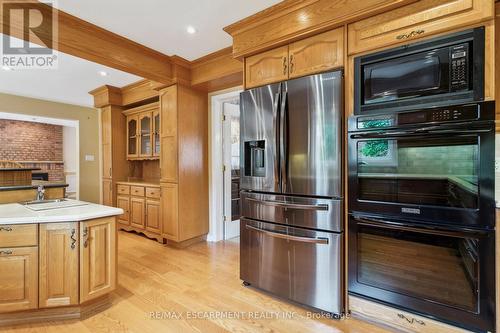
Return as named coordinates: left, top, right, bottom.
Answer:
left=348, top=124, right=495, bottom=228
left=348, top=215, right=495, bottom=332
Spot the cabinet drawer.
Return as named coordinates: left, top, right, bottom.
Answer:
left=117, top=184, right=130, bottom=195
left=146, top=187, right=160, bottom=199
left=0, top=224, right=37, bottom=247
left=347, top=0, right=494, bottom=55
left=130, top=186, right=145, bottom=197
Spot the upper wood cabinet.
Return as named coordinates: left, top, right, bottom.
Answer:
left=159, top=86, right=178, bottom=183
left=289, top=27, right=344, bottom=79
left=39, top=223, right=79, bottom=308
left=123, top=102, right=159, bottom=160
left=245, top=27, right=345, bottom=88
left=245, top=45, right=289, bottom=89
left=0, top=246, right=38, bottom=313
left=80, top=217, right=116, bottom=303
left=347, top=0, right=494, bottom=55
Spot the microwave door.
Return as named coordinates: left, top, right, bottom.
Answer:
left=282, top=71, right=343, bottom=198
left=240, top=83, right=281, bottom=193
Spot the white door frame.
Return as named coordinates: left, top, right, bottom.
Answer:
left=207, top=87, right=242, bottom=242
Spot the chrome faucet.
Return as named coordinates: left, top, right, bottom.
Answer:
left=36, top=185, right=45, bottom=201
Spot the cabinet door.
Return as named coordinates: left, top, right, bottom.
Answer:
left=153, top=110, right=160, bottom=157
left=161, top=184, right=178, bottom=241
left=80, top=217, right=116, bottom=303
left=348, top=0, right=494, bottom=55
left=126, top=115, right=139, bottom=159
left=102, top=107, right=112, bottom=179
left=145, top=199, right=160, bottom=234
left=0, top=247, right=38, bottom=313
left=245, top=45, right=289, bottom=89
left=39, top=223, right=79, bottom=308
left=102, top=179, right=113, bottom=206
left=130, top=197, right=145, bottom=229
left=139, top=113, right=152, bottom=157
left=160, top=86, right=178, bottom=183
left=116, top=195, right=130, bottom=226
left=289, top=27, right=344, bottom=79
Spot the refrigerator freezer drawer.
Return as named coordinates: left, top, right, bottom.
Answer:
left=240, top=218, right=344, bottom=315
left=241, top=191, right=343, bottom=232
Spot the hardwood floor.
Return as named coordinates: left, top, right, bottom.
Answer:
left=2, top=231, right=390, bottom=333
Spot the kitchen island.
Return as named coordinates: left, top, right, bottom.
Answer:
left=0, top=200, right=123, bottom=326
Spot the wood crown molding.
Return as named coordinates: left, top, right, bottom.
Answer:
left=0, top=0, right=174, bottom=83
left=88, top=85, right=122, bottom=108
left=223, top=0, right=419, bottom=58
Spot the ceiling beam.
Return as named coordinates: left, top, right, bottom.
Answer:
left=0, top=0, right=174, bottom=83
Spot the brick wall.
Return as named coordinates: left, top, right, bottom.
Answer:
left=0, top=119, right=64, bottom=181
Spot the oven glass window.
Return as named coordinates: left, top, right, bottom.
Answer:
left=356, top=224, right=479, bottom=312
left=357, top=136, right=479, bottom=208
left=363, top=49, right=449, bottom=105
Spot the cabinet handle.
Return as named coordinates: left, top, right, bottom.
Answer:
left=396, top=29, right=425, bottom=40
left=70, top=228, right=77, bottom=250
left=289, top=54, right=294, bottom=74
left=83, top=227, right=89, bottom=248
left=283, top=56, right=288, bottom=75
left=397, top=313, right=425, bottom=326
left=109, top=167, right=112, bottom=177
left=0, top=250, right=13, bottom=255
left=0, top=226, right=12, bottom=232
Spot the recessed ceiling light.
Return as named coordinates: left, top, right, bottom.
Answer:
left=1, top=66, right=12, bottom=71
left=99, top=71, right=108, bottom=77
left=186, top=26, right=197, bottom=34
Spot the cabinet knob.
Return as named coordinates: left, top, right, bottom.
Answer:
left=289, top=54, right=294, bottom=74
left=83, top=227, right=89, bottom=248
left=0, top=226, right=12, bottom=232
left=70, top=228, right=77, bottom=250
left=396, top=29, right=425, bottom=40
left=0, top=250, right=13, bottom=255
left=283, top=56, right=288, bottom=75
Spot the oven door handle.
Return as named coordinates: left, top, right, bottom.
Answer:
left=352, top=215, right=488, bottom=237
left=350, top=128, right=491, bottom=139
left=245, top=197, right=329, bottom=211
left=245, top=225, right=329, bottom=244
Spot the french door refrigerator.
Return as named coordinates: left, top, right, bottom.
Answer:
left=239, top=70, right=344, bottom=315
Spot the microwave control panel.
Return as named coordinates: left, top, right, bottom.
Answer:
left=450, top=43, right=469, bottom=91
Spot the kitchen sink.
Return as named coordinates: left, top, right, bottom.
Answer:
left=23, top=199, right=89, bottom=211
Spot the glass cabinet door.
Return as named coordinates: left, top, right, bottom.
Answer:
left=153, top=111, right=160, bottom=157
left=139, top=114, right=152, bottom=156
left=127, top=116, right=138, bottom=158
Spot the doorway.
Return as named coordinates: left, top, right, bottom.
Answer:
left=208, top=88, right=242, bottom=242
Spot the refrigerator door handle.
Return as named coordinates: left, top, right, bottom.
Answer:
left=245, top=197, right=329, bottom=211
left=273, top=86, right=281, bottom=191
left=245, top=224, right=329, bottom=244
left=280, top=88, right=288, bottom=193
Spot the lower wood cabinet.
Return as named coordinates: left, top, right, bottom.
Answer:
left=116, top=195, right=130, bottom=226
left=39, top=223, right=79, bottom=308
left=102, top=179, right=113, bottom=206
left=0, top=246, right=38, bottom=313
left=80, top=217, right=116, bottom=303
left=130, top=197, right=145, bottom=229
left=145, top=199, right=160, bottom=234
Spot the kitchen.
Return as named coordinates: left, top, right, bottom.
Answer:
left=0, top=0, right=498, bottom=332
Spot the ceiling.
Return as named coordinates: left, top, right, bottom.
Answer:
left=0, top=35, right=141, bottom=107
left=56, top=0, right=281, bottom=61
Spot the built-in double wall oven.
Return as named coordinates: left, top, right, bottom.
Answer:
left=348, top=26, right=495, bottom=333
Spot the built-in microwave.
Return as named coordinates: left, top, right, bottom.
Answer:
left=354, top=28, right=485, bottom=115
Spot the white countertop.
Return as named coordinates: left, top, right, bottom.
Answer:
left=0, top=199, right=123, bottom=225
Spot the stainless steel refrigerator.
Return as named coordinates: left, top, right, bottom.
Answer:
left=239, top=70, right=344, bottom=316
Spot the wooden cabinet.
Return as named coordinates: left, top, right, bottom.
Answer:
left=289, top=28, right=344, bottom=79
left=0, top=246, right=38, bottom=313
left=102, top=179, right=113, bottom=206
left=145, top=199, right=160, bottom=234
left=245, top=45, right=289, bottom=89
left=123, top=102, right=159, bottom=160
left=347, top=0, right=494, bottom=55
left=0, top=224, right=37, bottom=247
left=159, top=84, right=208, bottom=245
left=116, top=195, right=130, bottom=226
left=39, top=223, right=79, bottom=308
left=245, top=27, right=345, bottom=88
left=130, top=197, right=145, bottom=229
left=80, top=217, right=116, bottom=303
left=126, top=115, right=139, bottom=159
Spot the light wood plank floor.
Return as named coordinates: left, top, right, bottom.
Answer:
left=2, top=231, right=390, bottom=333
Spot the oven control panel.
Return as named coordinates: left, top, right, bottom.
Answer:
left=429, top=106, right=477, bottom=122
left=450, top=43, right=469, bottom=91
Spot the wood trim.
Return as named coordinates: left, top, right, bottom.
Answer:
left=88, top=86, right=122, bottom=108
left=122, top=102, right=159, bottom=116
left=223, top=0, right=419, bottom=58
left=0, top=1, right=173, bottom=83
left=191, top=47, right=243, bottom=90
left=121, top=80, right=159, bottom=107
